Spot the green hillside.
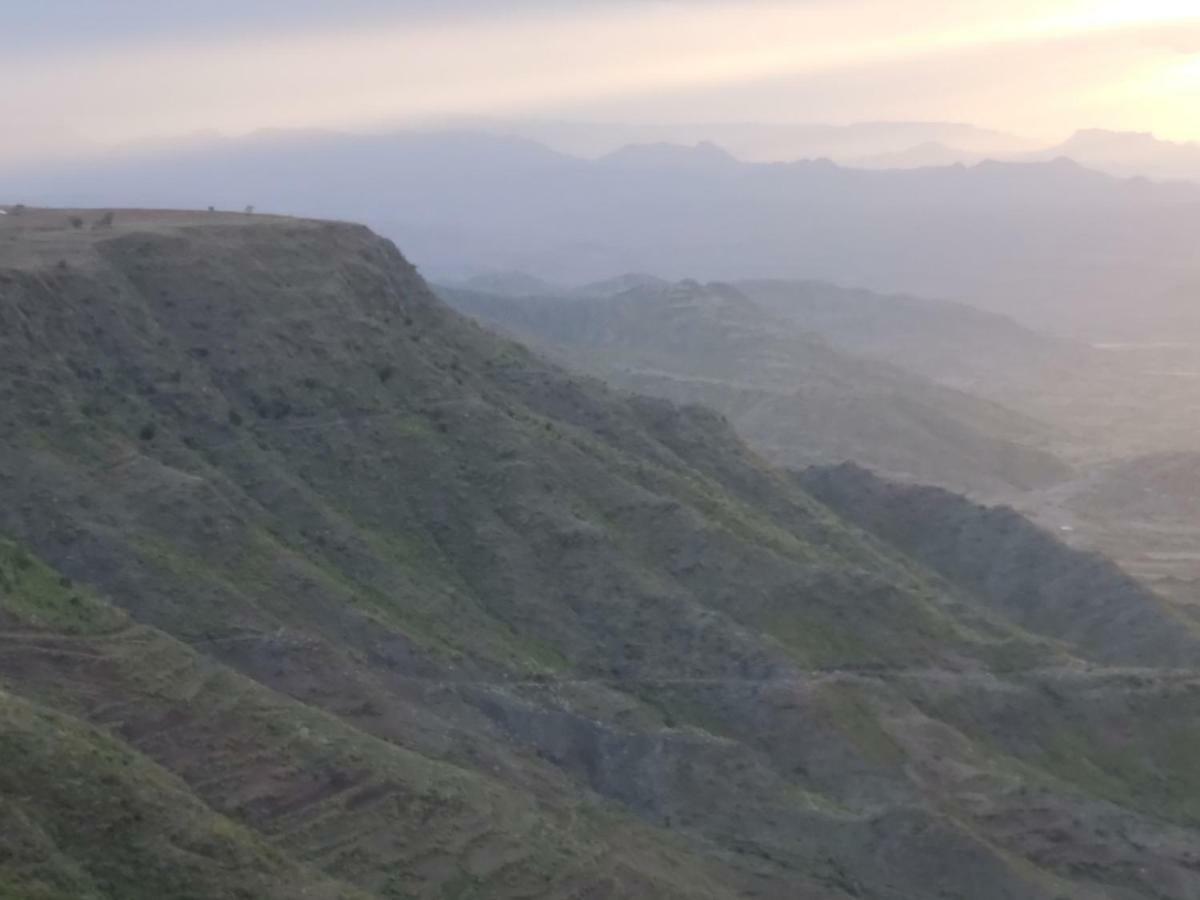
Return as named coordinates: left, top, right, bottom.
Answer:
left=1, top=209, right=1198, bottom=898
left=439, top=279, right=1069, bottom=496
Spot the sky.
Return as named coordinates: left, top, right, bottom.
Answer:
left=4, top=0, right=1199, bottom=163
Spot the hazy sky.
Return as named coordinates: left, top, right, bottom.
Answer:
left=5, top=0, right=1199, bottom=162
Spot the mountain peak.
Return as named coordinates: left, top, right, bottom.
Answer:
left=1040, top=129, right=1200, bottom=181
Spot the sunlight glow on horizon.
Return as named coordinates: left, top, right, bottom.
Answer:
left=3, top=0, right=1199, bottom=164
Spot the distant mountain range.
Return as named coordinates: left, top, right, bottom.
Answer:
left=438, top=118, right=1040, bottom=162
left=811, top=129, right=1200, bottom=182
left=446, top=270, right=1098, bottom=402
left=6, top=126, right=1200, bottom=339
left=420, top=118, right=1200, bottom=183
left=731, top=279, right=1086, bottom=393
left=1033, top=129, right=1200, bottom=182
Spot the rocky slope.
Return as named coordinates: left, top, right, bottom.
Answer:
left=801, top=462, right=1200, bottom=667
left=440, top=278, right=1069, bottom=495
left=1008, top=452, right=1200, bottom=615
left=2, top=209, right=1199, bottom=899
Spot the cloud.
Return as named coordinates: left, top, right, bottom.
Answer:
left=3, top=0, right=1199, bottom=164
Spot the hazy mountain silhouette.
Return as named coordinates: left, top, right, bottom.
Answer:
left=844, top=141, right=983, bottom=169
left=1034, top=129, right=1200, bottom=182
left=733, top=278, right=1092, bottom=395
left=6, top=128, right=1200, bottom=339
left=444, top=117, right=1037, bottom=161
left=441, top=278, right=1071, bottom=495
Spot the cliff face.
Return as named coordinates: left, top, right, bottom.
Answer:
left=2, top=209, right=1199, bottom=899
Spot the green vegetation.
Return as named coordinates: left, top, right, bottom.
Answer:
left=814, top=684, right=906, bottom=767
left=439, top=279, right=1070, bottom=495
left=0, top=689, right=366, bottom=900
left=0, top=212, right=1196, bottom=899
left=0, top=540, right=123, bottom=634
left=803, top=462, right=1200, bottom=668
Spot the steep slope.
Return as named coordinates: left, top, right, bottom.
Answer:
left=0, top=688, right=368, bottom=900
left=440, top=279, right=1069, bottom=495
left=0, top=540, right=371, bottom=900
left=3, top=209, right=1200, bottom=899
left=0, top=541, right=736, bottom=900
left=1014, top=452, right=1200, bottom=612
left=800, top=462, right=1200, bottom=667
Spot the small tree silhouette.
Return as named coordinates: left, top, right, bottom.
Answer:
left=69, top=216, right=84, bottom=229
left=93, top=211, right=115, bottom=230
left=244, top=205, right=255, bottom=215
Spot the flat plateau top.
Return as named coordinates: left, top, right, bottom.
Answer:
left=0, top=207, right=326, bottom=270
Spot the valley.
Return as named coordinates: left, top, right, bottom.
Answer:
left=11, top=1, right=1200, bottom=895
left=438, top=269, right=1200, bottom=645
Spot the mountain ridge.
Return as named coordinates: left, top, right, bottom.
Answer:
left=3, top=208, right=1200, bottom=898
left=439, top=277, right=1071, bottom=495
left=1032, top=128, right=1200, bottom=181
left=8, top=128, right=1200, bottom=338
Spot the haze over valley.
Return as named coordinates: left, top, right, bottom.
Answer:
left=5, top=2, right=1200, bottom=898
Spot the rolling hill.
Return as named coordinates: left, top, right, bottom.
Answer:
left=733, top=278, right=1083, bottom=391
left=440, top=278, right=1070, bottom=495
